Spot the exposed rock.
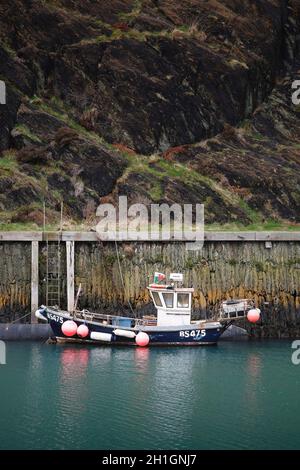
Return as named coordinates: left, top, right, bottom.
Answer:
left=0, top=0, right=299, bottom=227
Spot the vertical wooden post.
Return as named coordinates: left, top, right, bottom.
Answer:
left=31, top=241, right=39, bottom=323
left=66, top=241, right=75, bottom=313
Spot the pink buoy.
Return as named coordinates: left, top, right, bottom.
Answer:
left=135, top=332, right=150, bottom=347
left=77, top=324, right=89, bottom=338
left=247, top=308, right=261, bottom=323
left=61, top=320, right=77, bottom=337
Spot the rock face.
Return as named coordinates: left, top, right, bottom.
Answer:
left=0, top=0, right=299, bottom=226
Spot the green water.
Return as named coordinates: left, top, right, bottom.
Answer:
left=0, top=340, right=300, bottom=450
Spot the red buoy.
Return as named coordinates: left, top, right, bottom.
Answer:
left=135, top=332, right=150, bottom=347
left=247, top=308, right=261, bottom=323
left=61, top=320, right=77, bottom=337
left=77, top=324, right=89, bottom=338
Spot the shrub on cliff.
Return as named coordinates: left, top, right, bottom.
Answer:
left=16, top=145, right=51, bottom=164
left=54, top=127, right=80, bottom=148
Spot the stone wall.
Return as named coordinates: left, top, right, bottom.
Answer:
left=0, top=240, right=299, bottom=337
left=0, top=242, right=31, bottom=322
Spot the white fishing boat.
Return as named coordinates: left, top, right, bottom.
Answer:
left=36, top=272, right=260, bottom=346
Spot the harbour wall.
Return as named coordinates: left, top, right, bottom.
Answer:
left=0, top=232, right=299, bottom=337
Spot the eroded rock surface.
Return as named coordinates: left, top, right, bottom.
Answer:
left=0, top=0, right=299, bottom=226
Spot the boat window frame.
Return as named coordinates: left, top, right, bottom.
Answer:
left=151, top=290, right=163, bottom=307
left=162, top=292, right=174, bottom=309
left=176, top=292, right=191, bottom=309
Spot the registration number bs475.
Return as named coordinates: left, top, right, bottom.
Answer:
left=179, top=329, right=206, bottom=339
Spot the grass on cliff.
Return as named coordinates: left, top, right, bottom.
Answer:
left=30, top=95, right=117, bottom=152
left=0, top=220, right=299, bottom=232
left=0, top=150, right=18, bottom=171
left=205, top=221, right=300, bottom=232
left=116, top=153, right=300, bottom=231
left=13, top=124, right=43, bottom=144
left=1, top=94, right=298, bottom=233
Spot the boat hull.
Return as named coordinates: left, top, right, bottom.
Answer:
left=44, top=309, right=224, bottom=347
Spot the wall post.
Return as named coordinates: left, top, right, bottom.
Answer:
left=31, top=241, right=39, bottom=323
left=66, top=241, right=75, bottom=313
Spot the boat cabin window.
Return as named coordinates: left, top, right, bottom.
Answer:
left=177, top=293, right=190, bottom=308
left=163, top=292, right=174, bottom=308
left=152, top=291, right=162, bottom=307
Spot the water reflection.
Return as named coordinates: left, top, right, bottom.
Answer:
left=59, top=347, right=90, bottom=399
left=244, top=352, right=263, bottom=412
left=61, top=347, right=90, bottom=371
left=89, top=346, right=112, bottom=365
left=1, top=341, right=300, bottom=449
left=247, top=353, right=262, bottom=380
left=134, top=347, right=150, bottom=372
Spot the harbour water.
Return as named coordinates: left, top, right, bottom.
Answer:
left=0, top=340, right=300, bottom=450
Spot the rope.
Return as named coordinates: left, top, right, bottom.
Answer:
left=5, top=311, right=33, bottom=330
left=114, top=240, right=135, bottom=317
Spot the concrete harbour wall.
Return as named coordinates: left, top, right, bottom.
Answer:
left=0, top=232, right=299, bottom=337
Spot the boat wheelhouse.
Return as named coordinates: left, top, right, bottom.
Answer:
left=149, top=286, right=194, bottom=326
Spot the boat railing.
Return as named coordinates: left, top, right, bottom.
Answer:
left=74, top=309, right=153, bottom=327
left=217, top=299, right=254, bottom=321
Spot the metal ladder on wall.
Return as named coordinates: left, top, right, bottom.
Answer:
left=46, top=239, right=61, bottom=307
left=44, top=202, right=63, bottom=308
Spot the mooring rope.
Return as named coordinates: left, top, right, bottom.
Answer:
left=5, top=311, right=33, bottom=330
left=114, top=240, right=135, bottom=317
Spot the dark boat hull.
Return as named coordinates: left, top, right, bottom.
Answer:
left=44, top=309, right=224, bottom=347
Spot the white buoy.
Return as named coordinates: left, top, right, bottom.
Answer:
left=113, top=329, right=136, bottom=339
left=90, top=331, right=112, bottom=342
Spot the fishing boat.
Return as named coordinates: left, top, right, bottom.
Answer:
left=35, top=272, right=260, bottom=346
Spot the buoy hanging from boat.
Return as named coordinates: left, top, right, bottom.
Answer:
left=61, top=320, right=77, bottom=337
left=135, top=332, right=150, bottom=347
left=247, top=308, right=261, bottom=323
left=90, top=331, right=112, bottom=342
left=113, top=329, right=136, bottom=339
left=77, top=324, right=89, bottom=338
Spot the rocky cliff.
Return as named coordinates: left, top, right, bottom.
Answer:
left=0, top=0, right=299, bottom=228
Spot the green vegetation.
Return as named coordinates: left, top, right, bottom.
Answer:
left=30, top=95, right=114, bottom=150
left=118, top=0, right=143, bottom=23
left=205, top=221, right=300, bottom=231
left=254, top=261, right=265, bottom=272
left=0, top=222, right=40, bottom=231
left=148, top=182, right=163, bottom=202
left=13, top=124, right=43, bottom=143
left=252, top=131, right=265, bottom=141
left=184, top=256, right=200, bottom=269
left=0, top=40, right=16, bottom=57
left=228, top=259, right=238, bottom=266
left=0, top=150, right=18, bottom=171
left=118, top=153, right=300, bottom=231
